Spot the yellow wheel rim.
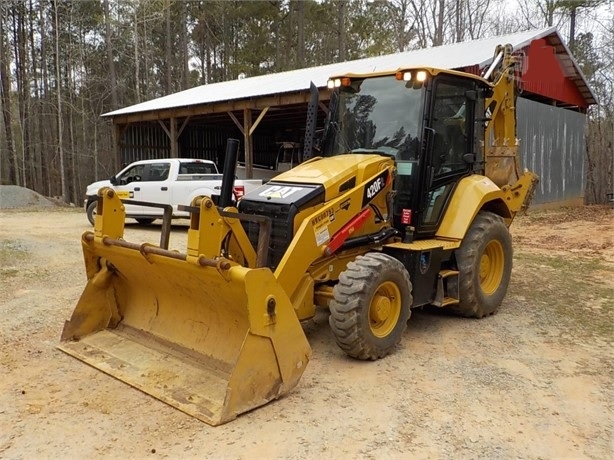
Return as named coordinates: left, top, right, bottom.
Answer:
left=479, top=239, right=505, bottom=295
left=369, top=281, right=402, bottom=338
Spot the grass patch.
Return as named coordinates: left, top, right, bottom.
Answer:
left=0, top=268, right=20, bottom=278
left=0, top=240, right=29, bottom=265
left=0, top=241, right=28, bottom=284
left=512, top=252, right=614, bottom=341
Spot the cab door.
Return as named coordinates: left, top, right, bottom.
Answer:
left=113, top=163, right=147, bottom=215
left=416, top=77, right=479, bottom=235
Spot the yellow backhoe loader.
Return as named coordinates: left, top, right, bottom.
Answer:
left=59, top=44, right=538, bottom=425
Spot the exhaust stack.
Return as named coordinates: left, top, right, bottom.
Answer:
left=219, top=138, right=240, bottom=207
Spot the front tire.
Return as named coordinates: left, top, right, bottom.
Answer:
left=135, top=218, right=156, bottom=225
left=329, top=252, right=412, bottom=360
left=86, top=201, right=97, bottom=226
left=449, top=211, right=513, bottom=318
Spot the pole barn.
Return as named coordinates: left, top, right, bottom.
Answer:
left=104, top=27, right=595, bottom=205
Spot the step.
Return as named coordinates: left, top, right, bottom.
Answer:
left=438, top=269, right=459, bottom=279
left=441, top=296, right=459, bottom=307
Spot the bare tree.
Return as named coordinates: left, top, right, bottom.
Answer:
left=516, top=0, right=566, bottom=29
left=0, top=0, right=18, bottom=185
left=409, top=0, right=451, bottom=47
left=584, top=12, right=614, bottom=204
left=463, top=0, right=492, bottom=40
left=52, top=0, right=67, bottom=201
left=337, top=0, right=346, bottom=61
left=165, top=0, right=172, bottom=93
left=296, top=0, right=305, bottom=67
left=434, top=0, right=445, bottom=45
left=181, top=0, right=190, bottom=89
left=27, top=0, right=42, bottom=192
left=133, top=2, right=140, bottom=103
left=103, top=0, right=119, bottom=109
left=385, top=0, right=416, bottom=52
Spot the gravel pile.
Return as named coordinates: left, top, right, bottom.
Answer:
left=0, top=185, right=56, bottom=209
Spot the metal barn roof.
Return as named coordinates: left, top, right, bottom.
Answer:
left=104, top=27, right=595, bottom=118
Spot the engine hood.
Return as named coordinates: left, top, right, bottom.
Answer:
left=85, top=179, right=112, bottom=196
left=271, top=154, right=393, bottom=202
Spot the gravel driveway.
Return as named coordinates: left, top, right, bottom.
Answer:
left=1, top=205, right=612, bottom=459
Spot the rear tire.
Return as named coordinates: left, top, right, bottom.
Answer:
left=135, top=218, right=155, bottom=225
left=329, top=252, right=412, bottom=360
left=86, top=201, right=97, bottom=226
left=449, top=211, right=512, bottom=318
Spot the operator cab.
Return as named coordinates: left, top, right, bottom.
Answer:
left=322, top=68, right=488, bottom=238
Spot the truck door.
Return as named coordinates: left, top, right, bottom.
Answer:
left=136, top=162, right=172, bottom=216
left=114, top=163, right=147, bottom=215
left=417, top=77, right=477, bottom=235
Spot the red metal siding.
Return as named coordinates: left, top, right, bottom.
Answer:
left=520, top=39, right=588, bottom=109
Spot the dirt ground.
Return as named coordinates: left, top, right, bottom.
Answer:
left=1, top=205, right=612, bottom=459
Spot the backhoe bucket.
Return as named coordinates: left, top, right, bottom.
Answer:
left=59, top=230, right=311, bottom=425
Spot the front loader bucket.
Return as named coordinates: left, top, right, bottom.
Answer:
left=59, top=232, right=311, bottom=426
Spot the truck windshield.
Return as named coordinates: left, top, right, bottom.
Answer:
left=323, top=75, right=424, bottom=160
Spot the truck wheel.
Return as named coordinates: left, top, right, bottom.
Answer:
left=135, top=218, right=155, bottom=225
left=329, top=252, right=412, bottom=360
left=86, top=201, right=97, bottom=226
left=450, top=211, right=512, bottom=318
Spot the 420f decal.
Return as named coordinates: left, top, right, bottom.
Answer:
left=362, top=170, right=389, bottom=207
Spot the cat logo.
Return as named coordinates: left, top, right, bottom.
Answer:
left=259, top=185, right=304, bottom=199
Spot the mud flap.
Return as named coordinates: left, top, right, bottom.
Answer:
left=59, top=237, right=311, bottom=426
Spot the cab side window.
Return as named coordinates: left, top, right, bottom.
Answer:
left=431, top=82, right=470, bottom=175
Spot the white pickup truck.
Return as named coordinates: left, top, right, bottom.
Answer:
left=84, top=158, right=262, bottom=225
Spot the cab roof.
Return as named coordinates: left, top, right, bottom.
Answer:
left=329, top=67, right=491, bottom=86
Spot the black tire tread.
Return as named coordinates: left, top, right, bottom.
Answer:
left=135, top=218, right=156, bottom=225
left=329, top=252, right=412, bottom=360
left=448, top=211, right=512, bottom=319
left=86, top=201, right=97, bottom=226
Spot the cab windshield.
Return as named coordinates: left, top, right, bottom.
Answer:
left=323, top=75, right=425, bottom=160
